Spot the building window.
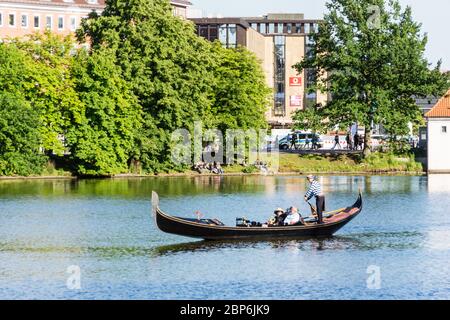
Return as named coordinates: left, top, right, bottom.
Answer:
left=209, top=25, right=218, bottom=41
left=21, top=14, right=28, bottom=28
left=442, top=126, right=447, bottom=133
left=259, top=23, right=266, bottom=34
left=70, top=17, right=76, bottom=30
left=46, top=16, right=52, bottom=29
left=268, top=23, right=275, bottom=33
left=305, top=23, right=310, bottom=34
left=277, top=23, right=283, bottom=34
left=273, top=36, right=286, bottom=117
left=34, top=15, right=39, bottom=28
left=199, top=25, right=208, bottom=39
left=9, top=13, right=15, bottom=27
left=218, top=24, right=227, bottom=46
left=295, top=23, right=302, bottom=33
left=250, top=23, right=257, bottom=30
left=286, top=23, right=292, bottom=34
left=305, top=35, right=317, bottom=109
left=58, top=16, right=64, bottom=30
left=228, top=24, right=237, bottom=48
left=86, top=0, right=98, bottom=3
left=217, top=24, right=237, bottom=49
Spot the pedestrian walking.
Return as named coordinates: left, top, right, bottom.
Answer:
left=346, top=133, right=352, bottom=150
left=332, top=132, right=342, bottom=150
left=354, top=133, right=359, bottom=150
left=305, top=136, right=311, bottom=150
left=290, top=133, right=297, bottom=150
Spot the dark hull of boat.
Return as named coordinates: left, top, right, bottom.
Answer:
left=152, top=193, right=362, bottom=241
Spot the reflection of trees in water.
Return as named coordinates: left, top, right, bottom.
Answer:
left=0, top=176, right=268, bottom=199
left=0, top=175, right=427, bottom=200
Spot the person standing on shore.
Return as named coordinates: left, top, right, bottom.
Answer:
left=304, top=175, right=325, bottom=224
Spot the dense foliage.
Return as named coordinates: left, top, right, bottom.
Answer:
left=0, top=92, right=46, bottom=176
left=0, top=0, right=271, bottom=176
left=66, top=48, right=143, bottom=175
left=209, top=44, right=270, bottom=132
left=293, top=0, right=449, bottom=156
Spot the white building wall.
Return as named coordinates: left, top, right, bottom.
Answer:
left=427, top=118, right=450, bottom=173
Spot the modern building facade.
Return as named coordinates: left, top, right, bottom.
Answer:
left=191, top=13, right=327, bottom=128
left=425, top=89, right=450, bottom=173
left=0, top=0, right=190, bottom=39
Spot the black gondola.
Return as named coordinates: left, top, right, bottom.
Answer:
left=151, top=191, right=362, bottom=241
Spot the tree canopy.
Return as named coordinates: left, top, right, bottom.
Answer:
left=76, top=0, right=271, bottom=173
left=0, top=0, right=271, bottom=176
left=293, top=0, right=449, bottom=155
left=0, top=91, right=46, bottom=176
left=66, top=48, right=143, bottom=176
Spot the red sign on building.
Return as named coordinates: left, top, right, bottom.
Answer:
left=289, top=77, right=302, bottom=86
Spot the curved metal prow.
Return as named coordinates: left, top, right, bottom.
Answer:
left=151, top=191, right=160, bottom=219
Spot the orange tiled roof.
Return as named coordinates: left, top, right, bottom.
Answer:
left=425, top=89, right=450, bottom=118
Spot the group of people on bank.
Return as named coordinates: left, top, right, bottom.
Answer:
left=265, top=175, right=326, bottom=226
left=345, top=132, right=364, bottom=151
left=287, top=133, right=321, bottom=150
left=193, top=161, right=224, bottom=175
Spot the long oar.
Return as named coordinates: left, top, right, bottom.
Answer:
left=307, top=201, right=318, bottom=217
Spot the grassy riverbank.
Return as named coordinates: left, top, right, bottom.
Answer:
left=275, top=152, right=423, bottom=174
left=0, top=152, right=424, bottom=180
left=182, top=152, right=423, bottom=175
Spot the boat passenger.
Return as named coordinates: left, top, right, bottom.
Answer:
left=284, top=207, right=302, bottom=225
left=268, top=208, right=286, bottom=226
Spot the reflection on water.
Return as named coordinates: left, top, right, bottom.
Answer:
left=152, top=230, right=425, bottom=257
left=427, top=174, right=450, bottom=193
left=0, top=175, right=449, bottom=299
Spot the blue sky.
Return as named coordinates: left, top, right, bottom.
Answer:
left=190, top=0, right=449, bottom=70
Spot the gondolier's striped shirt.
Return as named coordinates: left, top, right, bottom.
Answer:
left=305, top=180, right=323, bottom=200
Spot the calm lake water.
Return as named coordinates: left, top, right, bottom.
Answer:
left=0, top=175, right=449, bottom=300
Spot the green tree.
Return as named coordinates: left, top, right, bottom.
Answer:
left=294, top=0, right=449, bottom=156
left=77, top=0, right=216, bottom=173
left=0, top=92, right=46, bottom=176
left=12, top=32, right=84, bottom=155
left=66, top=48, right=143, bottom=176
left=210, top=44, right=271, bottom=132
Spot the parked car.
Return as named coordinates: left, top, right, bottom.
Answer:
left=279, top=132, right=323, bottom=150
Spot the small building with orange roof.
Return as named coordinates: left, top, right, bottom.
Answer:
left=425, top=89, right=450, bottom=173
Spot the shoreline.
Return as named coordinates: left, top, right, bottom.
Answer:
left=0, top=170, right=426, bottom=181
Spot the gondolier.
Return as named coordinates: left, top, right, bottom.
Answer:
left=304, top=175, right=325, bottom=224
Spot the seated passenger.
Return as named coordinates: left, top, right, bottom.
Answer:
left=268, top=208, right=286, bottom=226
left=283, top=207, right=303, bottom=226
